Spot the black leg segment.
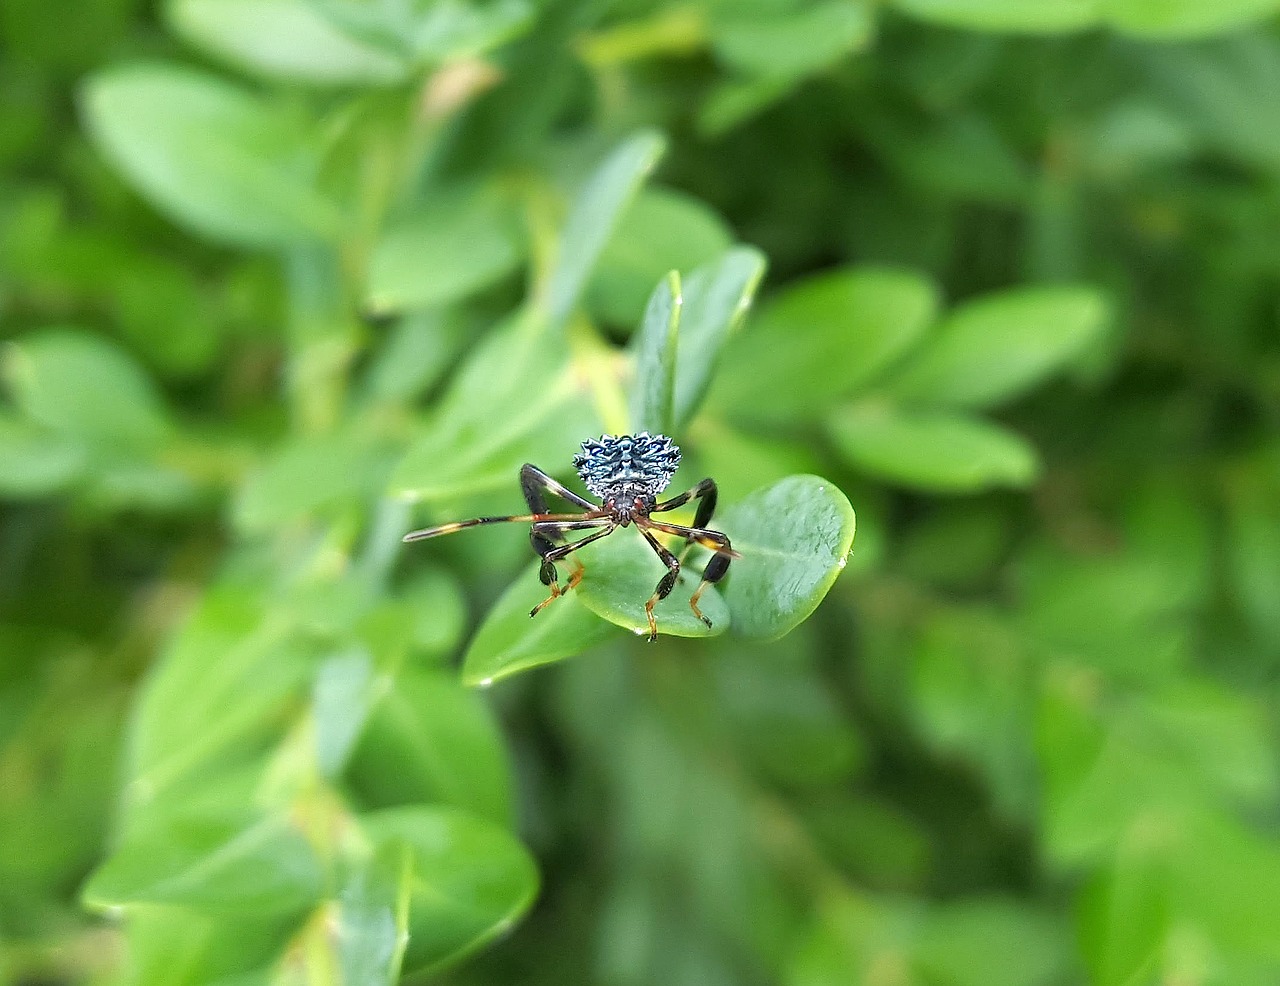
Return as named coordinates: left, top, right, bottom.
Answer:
left=521, top=463, right=594, bottom=516
left=639, top=529, right=682, bottom=642
left=528, top=525, right=615, bottom=618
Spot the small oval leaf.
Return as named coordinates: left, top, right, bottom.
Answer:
left=715, top=475, right=855, bottom=640
left=81, top=63, right=339, bottom=247
left=713, top=266, right=939, bottom=421
left=829, top=403, right=1041, bottom=492
left=366, top=184, right=523, bottom=314
left=880, top=284, right=1110, bottom=410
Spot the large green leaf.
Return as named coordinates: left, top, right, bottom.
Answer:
left=671, top=247, right=768, bottom=431
left=829, top=403, right=1040, bottom=492
left=588, top=187, right=734, bottom=327
left=363, top=806, right=538, bottom=973
left=366, top=185, right=524, bottom=314
left=166, top=0, right=407, bottom=85
left=1107, top=0, right=1280, bottom=38
left=389, top=316, right=597, bottom=502
left=235, top=429, right=395, bottom=534
left=713, top=266, right=939, bottom=421
left=461, top=561, right=618, bottom=686
left=880, top=285, right=1110, bottom=410
left=122, top=908, right=295, bottom=986
left=83, top=812, right=323, bottom=916
left=125, top=587, right=311, bottom=809
left=710, top=0, right=873, bottom=78
left=81, top=63, right=339, bottom=247
left=346, top=669, right=513, bottom=824
left=891, top=0, right=1098, bottom=33
left=629, top=271, right=681, bottom=435
left=3, top=328, right=171, bottom=452
left=313, top=649, right=379, bottom=780
left=715, top=475, right=855, bottom=640
left=545, top=132, right=666, bottom=329
left=0, top=415, right=86, bottom=496
left=574, top=529, right=731, bottom=639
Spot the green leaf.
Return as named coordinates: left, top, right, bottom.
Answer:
left=166, top=0, right=408, bottom=85
left=574, top=529, right=731, bottom=639
left=1107, top=0, right=1280, bottom=38
left=1078, top=852, right=1169, bottom=986
left=284, top=853, right=405, bottom=986
left=347, top=669, right=513, bottom=825
left=389, top=317, right=597, bottom=502
left=715, top=475, right=855, bottom=640
left=461, top=561, right=618, bottom=686
left=713, top=266, right=939, bottom=421
left=235, top=430, right=395, bottom=534
left=829, top=403, right=1040, bottom=492
left=629, top=271, right=681, bottom=435
left=0, top=415, right=86, bottom=496
left=407, top=0, right=533, bottom=62
left=313, top=649, right=378, bottom=780
left=910, top=609, right=1036, bottom=818
left=126, top=587, right=312, bottom=809
left=83, top=812, right=323, bottom=916
left=3, top=328, right=171, bottom=452
left=360, top=311, right=470, bottom=406
left=122, top=908, right=295, bottom=986
left=546, top=132, right=666, bottom=329
left=366, top=185, right=523, bottom=314
left=363, top=805, right=538, bottom=973
left=891, top=0, right=1098, bottom=33
left=671, top=247, right=767, bottom=431
left=915, top=899, right=1071, bottom=986
left=881, top=285, right=1110, bottom=409
left=710, top=0, right=873, bottom=79
left=587, top=187, right=734, bottom=327
left=81, top=63, right=339, bottom=247
left=303, top=0, right=533, bottom=61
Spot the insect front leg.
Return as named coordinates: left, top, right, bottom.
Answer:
left=528, top=524, right=613, bottom=618
left=521, top=463, right=594, bottom=522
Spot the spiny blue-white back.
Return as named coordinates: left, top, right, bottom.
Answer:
left=573, top=433, right=681, bottom=499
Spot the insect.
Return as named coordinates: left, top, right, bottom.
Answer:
left=402, top=433, right=738, bottom=641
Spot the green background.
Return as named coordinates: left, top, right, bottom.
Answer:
left=4, top=0, right=1280, bottom=984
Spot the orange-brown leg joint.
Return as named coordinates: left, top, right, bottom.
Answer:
left=688, top=581, right=713, bottom=629
left=644, top=596, right=659, bottom=642
left=530, top=560, right=586, bottom=619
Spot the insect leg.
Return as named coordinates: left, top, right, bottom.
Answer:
left=642, top=520, right=735, bottom=629
left=655, top=478, right=718, bottom=529
left=654, top=479, right=719, bottom=571
left=521, top=463, right=595, bottom=519
left=403, top=511, right=603, bottom=542
left=529, top=525, right=615, bottom=618
left=639, top=529, right=681, bottom=643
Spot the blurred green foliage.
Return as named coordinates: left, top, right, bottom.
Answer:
left=3, top=0, right=1280, bottom=984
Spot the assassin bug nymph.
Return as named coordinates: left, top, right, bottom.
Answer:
left=402, top=433, right=738, bottom=642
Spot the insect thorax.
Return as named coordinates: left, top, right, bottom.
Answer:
left=573, top=433, right=681, bottom=502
